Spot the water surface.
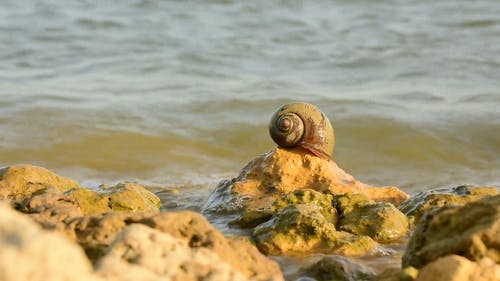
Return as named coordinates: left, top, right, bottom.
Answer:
left=1, top=2, right=499, bottom=273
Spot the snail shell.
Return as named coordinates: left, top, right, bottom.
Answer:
left=269, top=102, right=335, bottom=159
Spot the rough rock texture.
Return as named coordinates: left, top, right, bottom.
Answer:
left=333, top=192, right=374, bottom=217
left=67, top=211, right=284, bottom=281
left=403, top=194, right=500, bottom=268
left=296, top=255, right=376, bottom=281
left=12, top=182, right=160, bottom=237
left=0, top=203, right=102, bottom=281
left=66, top=182, right=161, bottom=214
left=399, top=185, right=499, bottom=225
left=1, top=164, right=160, bottom=217
left=204, top=148, right=408, bottom=213
left=232, top=189, right=337, bottom=228
left=0, top=164, right=80, bottom=199
left=339, top=202, right=409, bottom=243
left=415, top=255, right=500, bottom=281
left=96, top=224, right=252, bottom=281
left=15, top=187, right=84, bottom=233
left=253, top=204, right=378, bottom=256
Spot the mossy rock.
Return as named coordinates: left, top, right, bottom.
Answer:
left=339, top=202, right=409, bottom=243
left=0, top=165, right=80, bottom=200
left=399, top=185, right=500, bottom=225
left=232, top=189, right=337, bottom=228
left=333, top=193, right=374, bottom=217
left=271, top=189, right=337, bottom=223
left=403, top=194, right=500, bottom=269
left=66, top=182, right=160, bottom=215
left=253, top=204, right=377, bottom=256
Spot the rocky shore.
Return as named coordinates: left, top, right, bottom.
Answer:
left=1, top=150, right=499, bottom=281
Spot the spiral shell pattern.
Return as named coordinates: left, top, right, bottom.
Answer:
left=269, top=102, right=335, bottom=159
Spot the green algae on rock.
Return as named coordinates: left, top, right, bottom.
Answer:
left=232, top=189, right=337, bottom=228
left=333, top=193, right=409, bottom=243
left=339, top=202, right=409, bottom=243
left=333, top=192, right=374, bottom=217
left=0, top=164, right=80, bottom=199
left=403, top=194, right=500, bottom=269
left=66, top=182, right=161, bottom=215
left=253, top=203, right=378, bottom=256
left=399, top=185, right=499, bottom=226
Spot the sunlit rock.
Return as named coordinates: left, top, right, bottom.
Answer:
left=0, top=203, right=103, bottom=281
left=399, top=185, right=499, bottom=225
left=66, top=182, right=161, bottom=214
left=67, top=211, right=284, bottom=281
left=232, top=189, right=337, bottom=228
left=253, top=203, right=378, bottom=256
left=0, top=164, right=79, bottom=199
left=204, top=148, right=409, bottom=213
left=403, top=194, right=500, bottom=269
left=415, top=255, right=500, bottom=281
left=336, top=193, right=409, bottom=243
left=96, top=224, right=252, bottom=281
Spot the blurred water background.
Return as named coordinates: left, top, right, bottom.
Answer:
left=1, top=0, right=499, bottom=196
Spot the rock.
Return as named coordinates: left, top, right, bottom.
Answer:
left=232, top=189, right=338, bottom=228
left=66, top=212, right=149, bottom=260
left=403, top=194, right=500, bottom=269
left=333, top=192, right=374, bottom=217
left=65, top=182, right=161, bottom=214
left=271, top=189, right=338, bottom=223
left=297, top=255, right=376, bottom=281
left=375, top=267, right=419, bottom=281
left=204, top=148, right=408, bottom=213
left=415, top=255, right=500, bottom=281
left=338, top=201, right=409, bottom=243
left=399, top=185, right=499, bottom=225
left=254, top=204, right=377, bottom=256
left=0, top=164, right=79, bottom=199
left=15, top=187, right=84, bottom=233
left=0, top=203, right=102, bottom=281
left=96, top=224, right=252, bottom=281
left=67, top=211, right=284, bottom=281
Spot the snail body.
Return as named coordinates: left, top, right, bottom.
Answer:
left=269, top=102, right=335, bottom=159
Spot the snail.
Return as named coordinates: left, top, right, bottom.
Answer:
left=269, top=102, right=335, bottom=159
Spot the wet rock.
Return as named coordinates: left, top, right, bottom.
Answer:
left=0, top=203, right=102, bottom=281
left=297, top=255, right=376, bottom=281
left=375, top=267, right=419, bottom=281
left=68, top=211, right=284, bottom=281
left=403, top=194, right=500, bottom=269
left=0, top=164, right=79, bottom=199
left=333, top=192, right=374, bottom=217
left=96, top=224, right=252, bottom=281
left=232, top=189, right=337, bottom=228
left=399, top=185, right=499, bottom=225
left=204, top=148, right=408, bottom=213
left=66, top=182, right=161, bottom=214
left=253, top=204, right=377, bottom=256
left=338, top=201, right=409, bottom=243
left=415, top=255, right=500, bottom=281
left=271, top=189, right=337, bottom=223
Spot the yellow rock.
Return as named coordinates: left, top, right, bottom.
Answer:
left=416, top=255, right=500, bottom=281
left=66, top=182, right=161, bottom=215
left=229, top=148, right=408, bottom=209
left=0, top=164, right=80, bottom=199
